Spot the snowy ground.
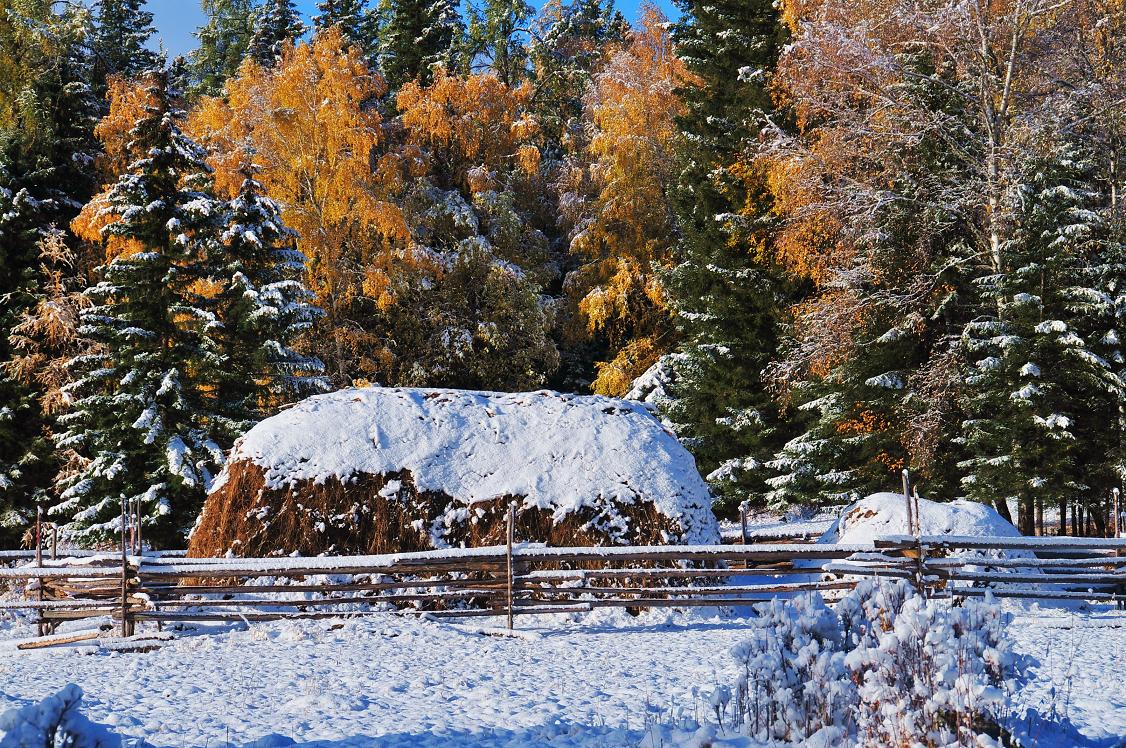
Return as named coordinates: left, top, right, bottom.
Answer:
left=0, top=601, right=1122, bottom=747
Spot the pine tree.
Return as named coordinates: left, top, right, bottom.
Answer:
left=55, top=70, right=223, bottom=547
left=0, top=1, right=101, bottom=544
left=468, top=0, right=534, bottom=86
left=529, top=0, right=625, bottom=153
left=190, top=0, right=259, bottom=97
left=209, top=158, right=328, bottom=439
left=377, top=0, right=465, bottom=90
left=90, top=0, right=158, bottom=86
left=247, top=0, right=306, bottom=68
left=313, top=0, right=376, bottom=59
left=660, top=0, right=790, bottom=513
left=959, top=146, right=1125, bottom=534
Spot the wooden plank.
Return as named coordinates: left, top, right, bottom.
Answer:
left=11, top=629, right=101, bottom=650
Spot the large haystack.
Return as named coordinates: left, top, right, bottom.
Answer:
left=189, top=388, right=719, bottom=557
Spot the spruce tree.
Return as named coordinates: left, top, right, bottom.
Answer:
left=468, top=0, right=534, bottom=86
left=529, top=0, right=625, bottom=153
left=660, top=0, right=790, bottom=513
left=209, top=158, right=328, bottom=440
left=190, top=0, right=259, bottom=97
left=55, top=70, right=223, bottom=547
left=90, top=0, right=158, bottom=87
left=959, top=147, right=1125, bottom=534
left=377, top=0, right=465, bottom=90
left=247, top=0, right=306, bottom=68
left=313, top=0, right=377, bottom=60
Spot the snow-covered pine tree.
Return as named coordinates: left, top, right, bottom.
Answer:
left=208, top=158, right=328, bottom=441
left=377, top=0, right=465, bottom=90
left=55, top=69, right=224, bottom=547
left=661, top=0, right=790, bottom=513
left=529, top=0, right=625, bottom=155
left=0, top=1, right=101, bottom=544
left=959, top=145, right=1125, bottom=535
left=247, top=0, right=306, bottom=68
left=190, top=0, right=259, bottom=97
left=90, top=0, right=158, bottom=87
left=468, top=0, right=534, bottom=86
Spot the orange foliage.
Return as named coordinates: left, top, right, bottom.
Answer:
left=568, top=4, right=692, bottom=395
left=188, top=29, right=411, bottom=380
left=71, top=76, right=154, bottom=261
left=397, top=69, right=543, bottom=193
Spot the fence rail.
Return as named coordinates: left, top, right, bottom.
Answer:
left=2, top=533, right=1124, bottom=644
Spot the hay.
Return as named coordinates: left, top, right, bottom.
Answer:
left=188, top=461, right=683, bottom=558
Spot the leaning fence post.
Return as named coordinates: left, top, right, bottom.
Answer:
left=506, top=501, right=516, bottom=630
left=902, top=469, right=914, bottom=536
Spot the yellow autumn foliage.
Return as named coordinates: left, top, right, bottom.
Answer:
left=188, top=29, right=412, bottom=382
left=568, top=4, right=691, bottom=395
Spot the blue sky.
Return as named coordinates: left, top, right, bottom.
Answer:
left=149, top=0, right=679, bottom=58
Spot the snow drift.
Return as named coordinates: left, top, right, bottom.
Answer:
left=190, top=387, right=719, bottom=557
left=819, top=492, right=1022, bottom=545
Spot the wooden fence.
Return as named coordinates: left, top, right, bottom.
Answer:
left=3, top=530, right=1124, bottom=647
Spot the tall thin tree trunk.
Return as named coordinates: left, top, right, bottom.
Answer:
left=994, top=498, right=1014, bottom=525
left=1018, top=495, right=1034, bottom=536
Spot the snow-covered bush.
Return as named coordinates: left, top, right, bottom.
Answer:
left=0, top=685, right=129, bottom=748
left=724, top=580, right=1022, bottom=746
left=729, top=594, right=853, bottom=744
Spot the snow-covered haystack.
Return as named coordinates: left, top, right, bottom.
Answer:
left=189, top=388, right=719, bottom=557
left=819, top=492, right=1022, bottom=546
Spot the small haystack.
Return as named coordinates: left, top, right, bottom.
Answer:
left=818, top=492, right=1023, bottom=545
left=189, top=388, right=719, bottom=557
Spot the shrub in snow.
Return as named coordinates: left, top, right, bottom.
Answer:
left=725, top=580, right=1022, bottom=747
left=0, top=685, right=135, bottom=748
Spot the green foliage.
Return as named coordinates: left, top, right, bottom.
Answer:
left=467, top=0, right=534, bottom=86
left=190, top=0, right=258, bottom=97
left=247, top=0, right=305, bottom=68
left=661, top=0, right=790, bottom=514
left=529, top=0, right=625, bottom=154
left=90, top=0, right=158, bottom=88
left=959, top=147, right=1126, bottom=533
left=377, top=0, right=465, bottom=90
left=208, top=159, right=328, bottom=439
left=55, top=70, right=223, bottom=546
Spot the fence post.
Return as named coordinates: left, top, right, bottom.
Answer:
left=1113, top=488, right=1121, bottom=540
left=739, top=501, right=749, bottom=546
left=35, top=505, right=44, bottom=637
left=120, top=498, right=130, bottom=638
left=506, top=501, right=516, bottom=631
left=135, top=498, right=143, bottom=555
left=51, top=523, right=57, bottom=561
left=902, top=469, right=914, bottom=536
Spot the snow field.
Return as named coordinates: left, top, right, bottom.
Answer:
left=0, top=601, right=1123, bottom=747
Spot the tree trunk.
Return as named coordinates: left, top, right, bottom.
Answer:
left=1059, top=499, right=1067, bottom=535
left=1036, top=499, right=1043, bottom=537
left=1018, top=495, right=1034, bottom=536
left=994, top=498, right=1014, bottom=525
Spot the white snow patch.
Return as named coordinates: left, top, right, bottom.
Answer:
left=214, top=387, right=719, bottom=544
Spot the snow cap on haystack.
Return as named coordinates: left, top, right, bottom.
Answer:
left=190, top=387, right=719, bottom=556
left=819, top=492, right=1022, bottom=546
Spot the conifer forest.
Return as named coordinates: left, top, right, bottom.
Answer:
left=1, top=0, right=1124, bottom=549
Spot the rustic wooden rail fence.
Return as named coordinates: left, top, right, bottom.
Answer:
left=2, top=532, right=1123, bottom=645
